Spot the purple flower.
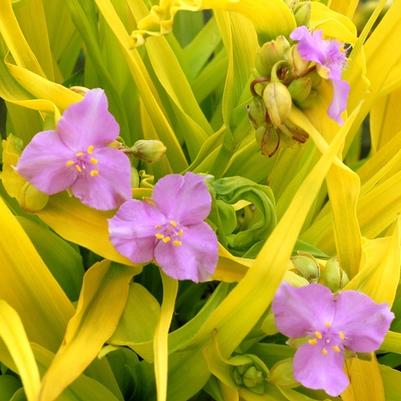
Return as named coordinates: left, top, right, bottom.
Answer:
left=16, top=89, right=131, bottom=210
left=272, top=283, right=394, bottom=396
left=108, top=172, right=218, bottom=282
left=290, top=26, right=350, bottom=124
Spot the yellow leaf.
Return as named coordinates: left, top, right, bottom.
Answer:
left=0, top=301, right=40, bottom=401
left=38, top=260, right=137, bottom=401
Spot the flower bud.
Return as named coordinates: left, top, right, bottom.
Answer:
left=263, top=82, right=292, bottom=127
left=287, top=45, right=309, bottom=77
left=231, top=354, right=269, bottom=394
left=256, top=36, right=290, bottom=77
left=260, top=124, right=280, bottom=157
left=131, top=139, right=166, bottom=163
left=291, top=254, right=320, bottom=283
left=320, top=257, right=349, bottom=292
left=294, top=2, right=311, bottom=26
left=247, top=97, right=267, bottom=129
left=269, top=359, right=298, bottom=388
left=288, top=76, right=312, bottom=104
left=17, top=182, right=48, bottom=212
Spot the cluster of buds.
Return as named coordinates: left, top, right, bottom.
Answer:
left=290, top=254, right=349, bottom=291
left=248, top=26, right=324, bottom=157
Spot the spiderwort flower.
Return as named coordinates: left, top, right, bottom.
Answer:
left=290, top=26, right=350, bottom=124
left=272, top=283, right=394, bottom=396
left=16, top=89, right=131, bottom=210
left=108, top=172, right=218, bottom=282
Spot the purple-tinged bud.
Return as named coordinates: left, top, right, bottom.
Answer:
left=288, top=76, right=312, bottom=104
left=131, top=139, right=166, bottom=163
left=263, top=82, right=292, bottom=127
left=256, top=36, right=290, bottom=77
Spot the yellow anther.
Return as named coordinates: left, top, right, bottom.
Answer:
left=321, top=348, right=328, bottom=356
left=75, top=165, right=82, bottom=172
left=65, top=160, right=75, bottom=167
left=314, top=331, right=323, bottom=339
left=155, top=233, right=164, bottom=240
left=90, top=157, right=98, bottom=165
left=170, top=220, right=178, bottom=227
left=162, top=236, right=171, bottom=243
left=325, top=322, right=332, bottom=328
left=308, top=339, right=318, bottom=345
left=75, top=151, right=84, bottom=157
left=87, top=145, right=95, bottom=154
left=90, top=169, right=99, bottom=177
left=332, top=345, right=341, bottom=353
left=177, top=229, right=184, bottom=237
left=172, top=240, right=182, bottom=247
left=338, top=331, right=345, bottom=340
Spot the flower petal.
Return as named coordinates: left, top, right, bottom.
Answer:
left=290, top=26, right=326, bottom=66
left=108, top=199, right=166, bottom=263
left=333, top=291, right=394, bottom=353
left=16, top=130, right=77, bottom=194
left=71, top=148, right=131, bottom=210
left=57, top=89, right=119, bottom=150
left=154, top=222, right=218, bottom=282
left=152, top=172, right=212, bottom=225
left=272, top=283, right=335, bottom=338
left=328, top=79, right=350, bottom=125
left=293, top=343, right=349, bottom=396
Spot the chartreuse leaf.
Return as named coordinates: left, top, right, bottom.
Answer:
left=380, top=365, right=401, bottom=401
left=0, top=301, right=40, bottom=401
left=381, top=331, right=401, bottom=354
left=0, top=375, right=20, bottom=401
left=191, top=106, right=361, bottom=358
left=38, top=260, right=136, bottom=401
left=94, top=0, right=188, bottom=171
left=341, top=357, right=385, bottom=401
left=0, top=0, right=44, bottom=76
left=131, top=0, right=295, bottom=45
left=13, top=0, right=56, bottom=80
left=35, top=193, right=141, bottom=268
left=0, top=195, right=74, bottom=351
left=154, top=273, right=178, bottom=401
left=345, top=219, right=401, bottom=306
left=370, top=88, right=401, bottom=152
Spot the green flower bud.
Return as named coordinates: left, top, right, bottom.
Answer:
left=320, top=257, right=349, bottom=292
left=256, top=36, right=290, bottom=77
left=291, top=254, right=320, bottom=283
left=231, top=354, right=269, bottom=394
left=288, top=76, right=312, bottom=104
left=131, top=139, right=166, bottom=163
left=260, top=124, right=280, bottom=157
left=17, top=182, right=48, bottom=212
left=287, top=45, right=309, bottom=77
left=269, top=359, right=298, bottom=388
left=247, top=97, right=267, bottom=129
left=294, top=2, right=311, bottom=26
left=263, top=82, right=292, bottom=127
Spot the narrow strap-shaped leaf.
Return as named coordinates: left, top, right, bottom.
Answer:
left=38, top=260, right=136, bottom=401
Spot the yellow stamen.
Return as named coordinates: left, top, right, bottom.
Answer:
left=308, top=339, right=318, bottom=345
left=87, top=145, right=95, bottom=154
left=172, top=240, right=182, bottom=247
left=162, top=236, right=171, bottom=243
left=65, top=160, right=75, bottom=167
left=90, top=157, right=98, bottom=165
left=321, top=348, right=328, bottom=356
left=170, top=220, right=177, bottom=227
left=332, top=345, right=341, bottom=353
left=75, top=165, right=82, bottom=172
left=338, top=331, right=345, bottom=340
left=155, top=233, right=164, bottom=240
left=177, top=229, right=184, bottom=237
left=75, top=151, right=84, bottom=157
left=325, top=322, right=331, bottom=328
left=314, top=331, right=322, bottom=340
left=90, top=169, right=99, bottom=177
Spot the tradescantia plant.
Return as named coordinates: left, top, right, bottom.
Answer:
left=1, top=0, right=401, bottom=400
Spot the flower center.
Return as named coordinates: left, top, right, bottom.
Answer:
left=65, top=144, right=99, bottom=177
left=154, top=220, right=184, bottom=247
left=307, top=322, right=346, bottom=356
